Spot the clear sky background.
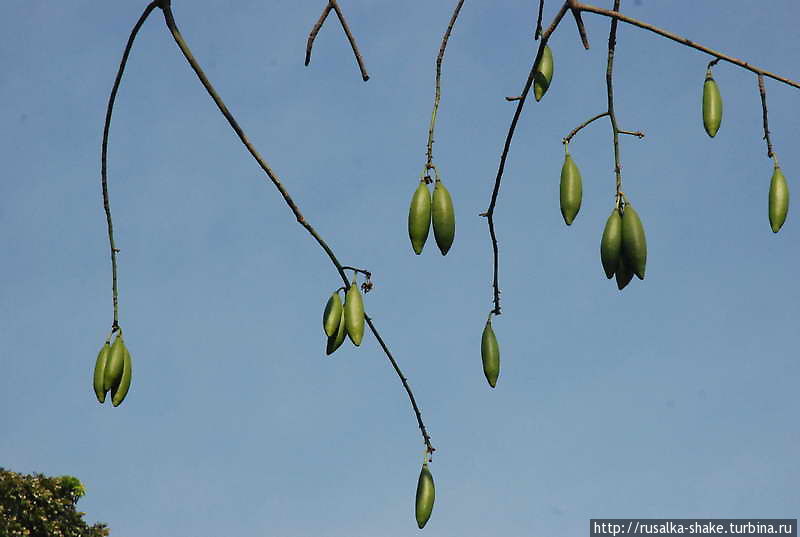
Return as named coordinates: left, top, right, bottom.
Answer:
left=1, top=1, right=798, bottom=536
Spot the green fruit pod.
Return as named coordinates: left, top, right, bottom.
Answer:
left=431, top=179, right=455, bottom=256
left=768, top=165, right=789, bottom=233
left=481, top=319, right=500, bottom=388
left=111, top=347, right=133, bottom=407
left=702, top=74, right=723, bottom=138
left=103, top=335, right=126, bottom=392
left=344, top=282, right=365, bottom=346
left=533, top=45, right=554, bottom=102
left=415, top=463, right=435, bottom=529
left=559, top=153, right=582, bottom=225
left=621, top=205, right=647, bottom=280
left=92, top=342, right=111, bottom=403
left=600, top=209, right=622, bottom=279
left=322, top=291, right=343, bottom=337
left=408, top=181, right=432, bottom=255
left=325, top=309, right=347, bottom=356
left=615, top=256, right=634, bottom=291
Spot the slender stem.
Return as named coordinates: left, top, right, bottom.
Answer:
left=567, top=0, right=590, bottom=49
left=757, top=74, right=776, bottom=161
left=158, top=2, right=432, bottom=451
left=101, top=1, right=159, bottom=332
left=341, top=266, right=372, bottom=280
left=484, top=1, right=571, bottom=315
left=425, top=0, right=466, bottom=169
left=305, top=3, right=333, bottom=66
left=535, top=0, right=545, bottom=39
left=575, top=1, right=800, bottom=90
left=562, top=112, right=609, bottom=144
left=606, top=0, right=623, bottom=200
left=305, top=0, right=370, bottom=81
left=618, top=129, right=644, bottom=138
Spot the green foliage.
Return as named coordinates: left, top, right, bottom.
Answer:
left=0, top=468, right=108, bottom=537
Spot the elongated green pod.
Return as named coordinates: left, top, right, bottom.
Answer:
left=533, top=45, right=554, bottom=102
left=415, top=463, right=435, bottom=529
left=431, top=179, right=455, bottom=255
left=103, top=335, right=125, bottom=392
left=481, top=319, right=500, bottom=388
left=408, top=181, right=432, bottom=255
left=768, top=165, right=789, bottom=233
left=702, top=74, right=723, bottom=138
left=600, top=209, right=622, bottom=279
left=92, top=343, right=111, bottom=403
left=615, top=255, right=634, bottom=291
left=559, top=153, right=582, bottom=225
left=325, top=309, right=347, bottom=356
left=322, top=291, right=343, bottom=337
left=621, top=205, right=647, bottom=280
left=111, top=348, right=133, bottom=407
left=344, top=282, right=365, bottom=346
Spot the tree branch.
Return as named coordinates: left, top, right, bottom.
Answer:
left=567, top=0, right=590, bottom=49
left=152, top=2, right=431, bottom=453
left=535, top=0, right=545, bottom=40
left=101, top=1, right=159, bottom=332
left=425, top=0, right=466, bottom=170
left=305, top=0, right=370, bottom=82
left=606, top=0, right=623, bottom=201
left=757, top=74, right=775, bottom=161
left=575, top=1, right=800, bottom=90
left=562, top=112, right=609, bottom=144
left=484, top=1, right=571, bottom=315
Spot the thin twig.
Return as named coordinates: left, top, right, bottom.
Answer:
left=618, top=129, right=644, bottom=138
left=606, top=0, right=623, bottom=201
left=158, top=1, right=431, bottom=453
left=425, top=0, right=466, bottom=169
left=562, top=112, right=609, bottom=144
left=305, top=0, right=370, bottom=81
left=757, top=74, right=775, bottom=160
left=567, top=0, right=590, bottom=49
left=101, top=1, right=159, bottom=332
left=341, top=266, right=372, bottom=280
left=505, top=95, right=522, bottom=101
left=535, top=0, right=545, bottom=39
left=484, top=1, right=571, bottom=315
left=575, top=1, right=800, bottom=89
left=305, top=4, right=333, bottom=66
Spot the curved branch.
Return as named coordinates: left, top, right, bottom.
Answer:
left=484, top=1, right=571, bottom=315
left=425, top=0, right=466, bottom=169
left=157, top=2, right=431, bottom=452
left=575, top=1, right=800, bottom=89
left=562, top=112, right=609, bottom=144
left=101, top=1, right=159, bottom=331
left=305, top=0, right=370, bottom=82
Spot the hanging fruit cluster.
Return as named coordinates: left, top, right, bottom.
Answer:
left=321, top=276, right=366, bottom=355
left=408, top=169, right=455, bottom=256
left=600, top=201, right=647, bottom=290
left=92, top=330, right=133, bottom=407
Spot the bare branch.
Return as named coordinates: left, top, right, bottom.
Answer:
left=606, top=0, right=623, bottom=199
left=562, top=112, right=609, bottom=144
left=535, top=0, right=545, bottom=39
left=101, top=1, right=159, bottom=331
left=485, top=1, right=571, bottom=315
left=426, top=0, right=466, bottom=169
left=157, top=3, right=431, bottom=452
left=567, top=0, right=590, bottom=49
left=575, top=1, right=800, bottom=89
left=757, top=74, right=775, bottom=160
left=618, top=129, right=644, bottom=138
left=305, top=1, right=370, bottom=81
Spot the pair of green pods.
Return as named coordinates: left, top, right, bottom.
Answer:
left=408, top=179, right=455, bottom=255
left=481, top=318, right=500, bottom=388
left=415, top=463, right=435, bottom=529
left=702, top=73, right=723, bottom=137
left=769, top=165, right=790, bottom=233
left=560, top=152, right=582, bottom=225
left=92, top=332, right=133, bottom=407
left=600, top=204, right=647, bottom=290
left=534, top=45, right=554, bottom=102
left=322, top=282, right=365, bottom=355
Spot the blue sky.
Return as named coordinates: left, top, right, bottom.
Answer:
left=1, top=1, right=798, bottom=535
